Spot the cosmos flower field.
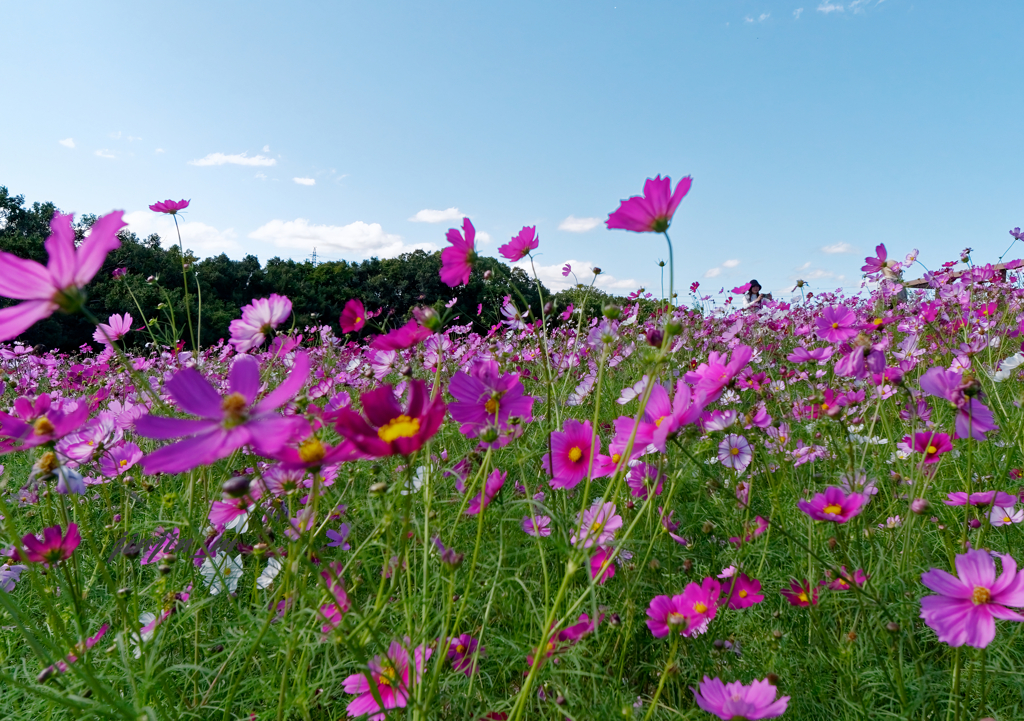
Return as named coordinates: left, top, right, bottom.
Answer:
left=2, top=178, right=1024, bottom=720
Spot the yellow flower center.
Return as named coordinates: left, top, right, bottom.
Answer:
left=568, top=446, right=583, bottom=463
left=693, top=602, right=708, bottom=614
left=33, top=417, right=55, bottom=436
left=873, top=318, right=883, bottom=326
left=484, top=396, right=500, bottom=415
left=797, top=591, right=809, bottom=603
left=655, top=416, right=666, bottom=428
left=972, top=587, right=991, bottom=605
left=298, top=436, right=325, bottom=464
left=821, top=403, right=829, bottom=411
left=667, top=612, right=687, bottom=627
left=456, top=644, right=466, bottom=654
left=378, top=415, right=421, bottom=443
left=221, top=393, right=248, bottom=425
left=831, top=322, right=839, bottom=329
left=780, top=435, right=787, bottom=443
left=377, top=663, right=396, bottom=687
left=823, top=504, right=843, bottom=515
left=927, top=445, right=937, bottom=454
left=590, top=521, right=604, bottom=533
left=612, top=453, right=621, bottom=463
left=1004, top=516, right=1012, bottom=524
left=119, top=459, right=128, bottom=467
left=738, top=590, right=748, bottom=598
left=730, top=447, right=740, bottom=456
left=355, top=316, right=363, bottom=324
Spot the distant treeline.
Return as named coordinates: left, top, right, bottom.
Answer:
left=0, top=187, right=630, bottom=352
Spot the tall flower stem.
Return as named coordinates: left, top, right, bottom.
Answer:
left=172, top=215, right=197, bottom=352
left=643, top=634, right=679, bottom=721
left=663, top=230, right=675, bottom=314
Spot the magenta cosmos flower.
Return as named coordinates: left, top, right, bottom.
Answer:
left=685, top=345, right=754, bottom=404
left=339, top=298, right=366, bottom=334
left=0, top=397, right=90, bottom=452
left=780, top=579, right=818, bottom=607
left=229, top=294, right=293, bottom=352
left=606, top=175, right=692, bottom=233
left=466, top=468, right=506, bottom=515
left=860, top=243, right=891, bottom=275
left=93, top=312, right=133, bottom=346
left=797, top=486, right=867, bottom=523
left=724, top=573, right=764, bottom=609
left=498, top=225, right=539, bottom=261
left=718, top=434, right=753, bottom=473
left=920, top=549, right=1024, bottom=648
left=691, top=676, right=789, bottom=720
left=332, top=380, right=445, bottom=457
left=945, top=490, right=1017, bottom=507
left=906, top=431, right=952, bottom=463
left=571, top=500, right=622, bottom=549
left=815, top=305, right=858, bottom=343
left=149, top=199, right=190, bottom=214
left=448, top=359, right=534, bottom=438
left=370, top=319, right=432, bottom=351
left=646, top=594, right=694, bottom=637
left=343, top=639, right=431, bottom=720
left=440, top=217, right=477, bottom=287
left=447, top=633, right=482, bottom=676
left=135, top=352, right=311, bottom=474
left=543, top=419, right=605, bottom=490
left=919, top=367, right=999, bottom=440
left=18, top=524, right=81, bottom=564
left=0, top=211, right=125, bottom=341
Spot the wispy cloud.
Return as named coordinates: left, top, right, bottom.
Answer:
left=95, top=149, right=116, bottom=159
left=155, top=148, right=165, bottom=154
left=759, top=12, right=770, bottom=21
left=558, top=215, right=602, bottom=233
left=849, top=0, right=869, bottom=10
left=58, top=138, right=75, bottom=149
left=263, top=145, right=270, bottom=152
left=408, top=208, right=463, bottom=223
left=255, top=173, right=267, bottom=180
left=293, top=177, right=315, bottom=186
left=249, top=218, right=437, bottom=260
left=722, top=259, right=741, bottom=268
left=476, top=231, right=493, bottom=245
left=744, top=15, right=754, bottom=22
left=821, top=242, right=854, bottom=254
left=794, top=7, right=804, bottom=18
left=704, top=267, right=722, bottom=278
left=188, top=152, right=277, bottom=167
left=817, top=2, right=844, bottom=12
left=704, top=258, right=741, bottom=277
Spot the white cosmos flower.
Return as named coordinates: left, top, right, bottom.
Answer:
left=200, top=553, right=244, bottom=595
left=990, top=505, right=1024, bottom=527
left=257, top=557, right=282, bottom=589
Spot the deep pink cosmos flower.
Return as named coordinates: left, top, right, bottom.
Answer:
left=780, top=579, right=818, bottom=607
left=691, top=676, right=789, bottom=720
left=920, top=549, right=1024, bottom=648
left=135, top=352, right=311, bottom=474
left=332, top=380, right=446, bottom=457
left=543, top=419, right=605, bottom=490
left=646, top=594, right=694, bottom=637
left=561, top=263, right=571, bottom=277
left=815, top=305, right=858, bottom=343
left=499, top=225, right=539, bottom=261
left=440, top=218, right=477, bottom=287
left=0, top=211, right=125, bottom=340
left=944, top=490, right=1018, bottom=507
left=522, top=514, right=552, bottom=537
left=370, top=319, right=432, bottom=351
left=466, top=468, right=506, bottom=515
left=343, top=638, right=431, bottom=720
left=93, top=312, right=133, bottom=346
left=718, top=434, right=753, bottom=473
left=685, top=345, right=754, bottom=404
left=905, top=431, right=952, bottom=463
left=449, top=359, right=534, bottom=439
left=447, top=634, right=482, bottom=676
left=340, top=298, right=366, bottom=334
left=626, top=462, right=664, bottom=499
left=724, top=573, right=764, bottom=609
left=99, top=442, right=143, bottom=477
left=18, top=524, right=80, bottom=564
left=572, top=500, right=622, bottom=549
left=798, top=486, right=867, bottom=523
left=919, top=367, right=999, bottom=440
left=825, top=567, right=868, bottom=591
left=0, top=396, right=90, bottom=453
left=606, top=175, right=692, bottom=233
left=229, top=294, right=293, bottom=352
left=589, top=546, right=618, bottom=584
left=149, top=199, right=190, bottom=214
left=51, top=624, right=110, bottom=675
left=681, top=577, right=722, bottom=632
left=268, top=434, right=363, bottom=471
left=642, top=380, right=708, bottom=451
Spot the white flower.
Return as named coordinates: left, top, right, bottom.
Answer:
left=617, top=375, right=649, bottom=405
left=257, top=557, right=282, bottom=589
left=402, top=466, right=427, bottom=496
left=990, top=505, right=1024, bottom=527
left=200, top=553, right=244, bottom=595
left=224, top=510, right=249, bottom=533
left=990, top=353, right=1024, bottom=382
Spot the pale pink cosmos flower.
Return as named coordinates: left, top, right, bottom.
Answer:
left=229, top=294, right=293, bottom=352
left=691, top=676, right=789, bottom=720
left=93, top=312, right=133, bottom=346
left=572, top=500, right=622, bottom=549
left=718, top=434, right=752, bottom=473
left=990, top=505, right=1024, bottom=527
left=343, top=639, right=431, bottom=720
left=522, top=515, right=552, bottom=537
left=0, top=211, right=126, bottom=340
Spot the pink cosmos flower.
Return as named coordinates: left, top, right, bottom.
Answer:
left=0, top=211, right=126, bottom=340
left=370, top=319, right=432, bottom=351
left=543, top=419, right=604, bottom=490
left=685, top=345, right=754, bottom=404
left=499, top=225, right=538, bottom=261
left=920, top=549, right=1024, bottom=648
left=681, top=577, right=722, bottom=632
left=691, top=676, right=789, bottom=720
left=646, top=594, right=695, bottom=637
left=229, top=294, right=293, bottom=352
left=149, top=199, right=190, bottom=214
left=561, top=263, right=571, bottom=277
left=626, top=462, right=664, bottom=499
left=18, top=524, right=81, bottom=564
left=780, top=579, right=818, bottom=607
left=466, top=468, right=506, bottom=515
left=729, top=516, right=769, bottom=547
left=815, top=305, right=858, bottom=343
left=798, top=486, right=867, bottom=523
left=135, top=352, right=311, bottom=474
left=786, top=346, right=834, bottom=363
left=340, top=299, right=366, bottom=334
left=332, top=380, right=446, bottom=457
left=440, top=218, right=476, bottom=287
left=449, top=359, right=534, bottom=439
left=447, top=634, right=482, bottom=676
left=860, top=243, right=892, bottom=275
left=991, top=505, right=1024, bottom=526
left=571, top=500, right=622, bottom=549
left=93, top=312, right=133, bottom=346
left=0, top=396, right=90, bottom=453
left=522, top=515, right=552, bottom=537
left=906, top=431, right=952, bottom=463
left=343, top=639, right=431, bottom=720
left=919, top=367, right=999, bottom=440
left=718, top=434, right=753, bottom=473
left=52, top=624, right=110, bottom=675
left=606, top=175, right=693, bottom=233
left=724, top=573, right=764, bottom=609
left=589, top=546, right=618, bottom=584
left=645, top=380, right=708, bottom=451
left=99, top=442, right=143, bottom=477
left=825, top=567, right=868, bottom=591
left=945, top=490, right=1018, bottom=507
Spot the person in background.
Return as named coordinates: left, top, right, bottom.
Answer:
left=744, top=279, right=765, bottom=309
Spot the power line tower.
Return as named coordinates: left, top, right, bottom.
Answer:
left=309, top=247, right=318, bottom=267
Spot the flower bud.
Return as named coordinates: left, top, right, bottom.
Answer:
left=911, top=498, right=929, bottom=514
left=602, top=303, right=621, bottom=320
left=592, top=267, right=602, bottom=275
left=885, top=621, right=900, bottom=633
left=222, top=477, right=251, bottom=498
left=664, top=319, right=683, bottom=337
left=645, top=328, right=664, bottom=348
left=969, top=518, right=981, bottom=529
left=483, top=269, right=493, bottom=280
left=412, top=306, right=441, bottom=333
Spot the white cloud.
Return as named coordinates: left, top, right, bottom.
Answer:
left=249, top=218, right=437, bottom=260
left=759, top=12, right=770, bottom=21
left=704, top=267, right=722, bottom=278
left=123, top=211, right=244, bottom=257
left=722, top=259, right=741, bottom=268
left=821, top=242, right=854, bottom=254
left=512, top=258, right=637, bottom=293
left=293, top=177, right=315, bottom=186
left=817, top=1, right=843, bottom=12
left=476, top=230, right=493, bottom=245
left=263, top=145, right=270, bottom=152
left=155, top=148, right=165, bottom=154
left=255, top=173, right=267, bottom=180
left=744, top=15, right=754, bottom=22
left=558, top=215, right=602, bottom=233
left=849, top=0, right=869, bottom=10
left=58, top=138, right=75, bottom=149
left=408, top=207, right=463, bottom=223
left=95, top=149, right=116, bottom=159
left=794, top=7, right=804, bottom=18
left=188, top=152, right=277, bottom=167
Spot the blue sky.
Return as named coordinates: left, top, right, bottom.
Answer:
left=2, top=0, right=1022, bottom=299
